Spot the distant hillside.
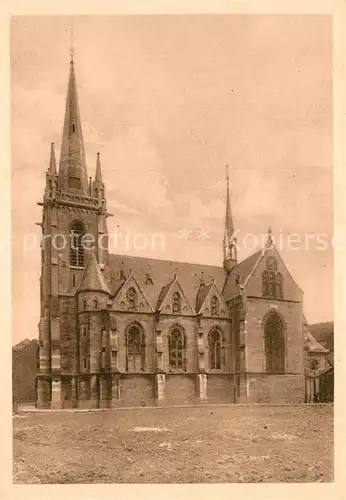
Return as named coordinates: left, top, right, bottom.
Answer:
left=12, top=339, right=39, bottom=403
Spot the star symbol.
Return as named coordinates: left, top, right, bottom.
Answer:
left=196, top=227, right=211, bottom=241
left=177, top=228, right=193, bottom=242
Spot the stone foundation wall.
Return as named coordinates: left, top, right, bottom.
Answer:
left=165, top=374, right=197, bottom=404
left=207, top=374, right=235, bottom=403
left=247, top=373, right=305, bottom=404
left=119, top=375, right=155, bottom=406
left=36, top=372, right=305, bottom=408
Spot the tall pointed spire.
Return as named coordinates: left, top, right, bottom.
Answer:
left=49, top=142, right=57, bottom=175
left=223, top=165, right=237, bottom=271
left=58, top=48, right=89, bottom=194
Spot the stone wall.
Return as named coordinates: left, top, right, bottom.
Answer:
left=207, top=374, right=235, bottom=403
left=248, top=373, right=305, bottom=404
left=245, top=298, right=304, bottom=374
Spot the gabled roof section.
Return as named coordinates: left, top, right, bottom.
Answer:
left=107, top=254, right=227, bottom=310
left=196, top=283, right=213, bottom=313
left=304, top=325, right=329, bottom=354
left=77, top=251, right=111, bottom=295
left=156, top=277, right=176, bottom=311
left=112, top=270, right=154, bottom=312
left=156, top=275, right=195, bottom=314
left=197, top=279, right=229, bottom=317
left=223, top=233, right=303, bottom=301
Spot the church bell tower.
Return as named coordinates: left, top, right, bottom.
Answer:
left=36, top=51, right=111, bottom=408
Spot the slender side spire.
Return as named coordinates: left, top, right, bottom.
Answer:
left=223, top=165, right=237, bottom=271
left=58, top=50, right=89, bottom=194
left=95, top=152, right=103, bottom=185
left=49, top=142, right=57, bottom=175
left=92, top=152, right=104, bottom=199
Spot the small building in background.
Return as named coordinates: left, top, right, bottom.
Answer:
left=12, top=339, right=39, bottom=409
left=304, top=320, right=334, bottom=403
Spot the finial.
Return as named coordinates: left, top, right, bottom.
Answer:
left=119, top=261, right=126, bottom=281
left=70, top=24, right=74, bottom=63
left=267, top=225, right=273, bottom=247
left=226, top=164, right=229, bottom=181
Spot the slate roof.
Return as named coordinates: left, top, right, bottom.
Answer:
left=195, top=282, right=214, bottom=313
left=308, top=322, right=334, bottom=350
left=222, top=249, right=262, bottom=299
left=156, top=277, right=176, bottom=311
left=304, top=324, right=329, bottom=353
left=78, top=251, right=112, bottom=294
left=107, top=254, right=227, bottom=312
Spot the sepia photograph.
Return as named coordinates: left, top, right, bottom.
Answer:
left=11, top=14, right=333, bottom=484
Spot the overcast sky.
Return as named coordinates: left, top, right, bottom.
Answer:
left=11, top=15, right=332, bottom=344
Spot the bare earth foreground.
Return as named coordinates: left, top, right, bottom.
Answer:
left=13, top=404, right=333, bottom=484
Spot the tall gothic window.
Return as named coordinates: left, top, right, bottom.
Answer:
left=263, top=311, right=285, bottom=373
left=262, top=258, right=283, bottom=299
left=126, top=287, right=138, bottom=310
left=126, top=323, right=145, bottom=371
left=172, top=292, right=182, bottom=313
left=211, top=296, right=219, bottom=317
left=208, top=329, right=223, bottom=370
left=70, top=220, right=85, bottom=268
left=169, top=326, right=186, bottom=369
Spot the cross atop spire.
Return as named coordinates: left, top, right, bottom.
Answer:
left=70, top=24, right=74, bottom=63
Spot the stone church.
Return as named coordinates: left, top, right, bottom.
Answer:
left=36, top=54, right=310, bottom=409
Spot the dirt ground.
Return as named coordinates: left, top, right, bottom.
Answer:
left=13, top=404, right=333, bottom=483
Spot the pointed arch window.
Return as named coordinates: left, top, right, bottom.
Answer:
left=70, top=220, right=85, bottom=268
left=126, top=287, right=137, bottom=310
left=172, top=292, right=182, bottom=313
left=93, top=298, right=98, bottom=309
left=263, top=311, right=285, bottom=373
left=169, top=326, right=186, bottom=370
left=126, top=323, right=145, bottom=372
left=211, top=296, right=219, bottom=317
left=208, top=329, right=224, bottom=370
left=262, top=258, right=284, bottom=299
left=82, top=298, right=87, bottom=310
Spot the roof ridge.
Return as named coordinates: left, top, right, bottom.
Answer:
left=108, top=252, right=224, bottom=270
